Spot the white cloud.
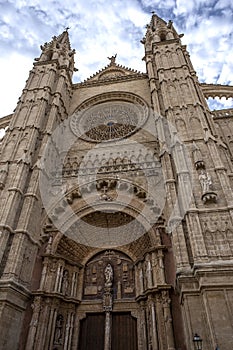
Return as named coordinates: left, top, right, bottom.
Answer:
left=0, top=53, right=33, bottom=116
left=207, top=97, right=233, bottom=110
left=215, top=0, right=233, bottom=9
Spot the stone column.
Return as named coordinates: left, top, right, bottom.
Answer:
left=157, top=250, right=166, bottom=283
left=39, top=259, right=48, bottom=290
left=104, top=311, right=112, bottom=350
left=68, top=313, right=74, bottom=349
left=54, top=262, right=64, bottom=293
left=35, top=298, right=50, bottom=350
left=44, top=306, right=56, bottom=349
left=146, top=255, right=153, bottom=289
left=151, top=251, right=159, bottom=288
left=58, top=264, right=64, bottom=293
left=25, top=296, right=41, bottom=350
left=145, top=55, right=161, bottom=115
left=64, top=312, right=71, bottom=350
left=139, top=301, right=148, bottom=350
left=162, top=291, right=175, bottom=350
left=103, top=263, right=113, bottom=350
left=138, top=262, right=144, bottom=294
left=151, top=301, right=159, bottom=350
left=49, top=308, right=58, bottom=349
left=71, top=268, right=79, bottom=298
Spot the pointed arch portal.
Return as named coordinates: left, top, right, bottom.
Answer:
left=78, top=250, right=138, bottom=350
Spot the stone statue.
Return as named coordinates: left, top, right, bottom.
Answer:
left=107, top=54, right=117, bottom=65
left=199, top=170, right=212, bottom=193
left=45, top=236, right=53, bottom=254
left=104, top=263, right=113, bottom=287
left=37, top=42, right=50, bottom=61
left=54, top=314, right=63, bottom=345
left=192, top=142, right=204, bottom=169
left=61, top=270, right=69, bottom=295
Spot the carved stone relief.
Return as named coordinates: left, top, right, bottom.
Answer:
left=83, top=250, right=135, bottom=300
left=201, top=212, right=233, bottom=258
left=70, top=100, right=148, bottom=142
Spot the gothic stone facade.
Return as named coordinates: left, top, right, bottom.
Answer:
left=0, top=14, right=233, bottom=350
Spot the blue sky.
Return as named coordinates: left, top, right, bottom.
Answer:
left=0, top=0, right=233, bottom=117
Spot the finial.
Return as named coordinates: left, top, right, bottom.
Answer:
left=167, top=20, right=173, bottom=28
left=151, top=11, right=155, bottom=15
left=107, top=54, right=117, bottom=65
left=65, top=26, right=70, bottom=31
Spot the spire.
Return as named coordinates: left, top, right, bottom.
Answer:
left=56, top=27, right=71, bottom=49
left=35, top=28, right=76, bottom=75
left=141, top=13, right=182, bottom=52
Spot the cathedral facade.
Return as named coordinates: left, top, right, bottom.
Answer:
left=0, top=13, right=233, bottom=350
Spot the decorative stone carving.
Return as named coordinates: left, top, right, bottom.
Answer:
left=107, top=54, right=117, bottom=65
left=201, top=191, right=217, bottom=203
left=25, top=296, right=42, bottom=350
left=98, top=70, right=125, bottom=80
left=103, top=264, right=113, bottom=313
left=100, top=186, right=113, bottom=201
left=97, top=179, right=117, bottom=201
left=45, top=236, right=53, bottom=254
left=201, top=213, right=233, bottom=257
left=17, top=149, right=32, bottom=165
left=62, top=145, right=160, bottom=180
left=53, top=314, right=64, bottom=345
left=199, top=170, right=217, bottom=203
left=70, top=101, right=148, bottom=142
left=104, top=264, right=113, bottom=287
left=31, top=296, right=41, bottom=323
left=66, top=187, right=82, bottom=204
left=192, top=142, right=205, bottom=169
left=19, top=246, right=34, bottom=285
left=83, top=250, right=135, bottom=300
left=61, top=269, right=69, bottom=295
left=0, top=161, right=9, bottom=189
left=199, top=170, right=212, bottom=193
left=103, top=289, right=113, bottom=312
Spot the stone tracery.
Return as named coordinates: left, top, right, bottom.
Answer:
left=70, top=100, right=148, bottom=142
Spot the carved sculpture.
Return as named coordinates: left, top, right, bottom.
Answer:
left=104, top=263, right=113, bottom=287
left=107, top=54, right=117, bottom=65
left=199, top=170, right=212, bottom=193
left=61, top=270, right=69, bottom=295
left=199, top=170, right=217, bottom=203
left=54, top=314, right=64, bottom=345
left=192, top=142, right=205, bottom=169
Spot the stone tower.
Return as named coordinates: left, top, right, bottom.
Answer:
left=0, top=13, right=233, bottom=350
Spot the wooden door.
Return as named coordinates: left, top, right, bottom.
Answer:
left=111, top=312, right=138, bottom=350
left=78, top=312, right=138, bottom=350
left=79, top=313, right=105, bottom=350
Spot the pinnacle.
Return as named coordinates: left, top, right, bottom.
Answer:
left=56, top=29, right=71, bottom=49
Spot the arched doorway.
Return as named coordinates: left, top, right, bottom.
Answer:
left=24, top=218, right=177, bottom=350
left=77, top=250, right=138, bottom=350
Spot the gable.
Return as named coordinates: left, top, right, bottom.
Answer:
left=80, top=59, right=147, bottom=86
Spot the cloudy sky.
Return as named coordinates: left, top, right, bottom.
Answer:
left=0, top=0, right=233, bottom=117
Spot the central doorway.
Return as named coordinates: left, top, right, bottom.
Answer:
left=79, top=312, right=138, bottom=350
left=79, top=250, right=138, bottom=349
